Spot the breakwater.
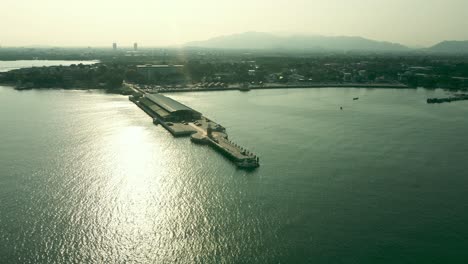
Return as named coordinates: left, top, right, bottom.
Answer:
left=427, top=94, right=468, bottom=104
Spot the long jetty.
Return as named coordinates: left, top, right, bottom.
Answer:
left=126, top=83, right=259, bottom=169
left=427, top=94, right=468, bottom=104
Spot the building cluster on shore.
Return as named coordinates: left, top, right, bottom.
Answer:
left=2, top=46, right=468, bottom=92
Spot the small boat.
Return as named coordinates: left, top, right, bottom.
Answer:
left=353, top=97, right=359, bottom=100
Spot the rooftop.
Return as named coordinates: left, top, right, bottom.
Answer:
left=145, top=93, right=200, bottom=114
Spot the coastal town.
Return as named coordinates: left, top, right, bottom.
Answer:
left=1, top=46, right=468, bottom=92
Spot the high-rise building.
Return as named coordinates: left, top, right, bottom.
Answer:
left=134, top=42, right=138, bottom=51
left=112, top=43, right=117, bottom=50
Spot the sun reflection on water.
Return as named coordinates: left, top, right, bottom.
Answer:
left=92, top=124, right=175, bottom=260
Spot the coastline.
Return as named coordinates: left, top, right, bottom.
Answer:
left=3, top=81, right=459, bottom=95
left=136, top=83, right=411, bottom=93
left=0, top=82, right=132, bottom=95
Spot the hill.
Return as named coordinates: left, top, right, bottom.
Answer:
left=428, top=41, right=468, bottom=53
left=185, top=32, right=409, bottom=52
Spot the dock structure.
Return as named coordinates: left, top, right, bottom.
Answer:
left=427, top=94, right=468, bottom=104
left=127, top=83, right=259, bottom=169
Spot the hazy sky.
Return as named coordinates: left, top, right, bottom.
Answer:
left=1, top=0, right=467, bottom=47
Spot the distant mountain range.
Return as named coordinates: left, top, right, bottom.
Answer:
left=185, top=32, right=468, bottom=53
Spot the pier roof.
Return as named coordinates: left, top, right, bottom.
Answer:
left=145, top=94, right=200, bottom=114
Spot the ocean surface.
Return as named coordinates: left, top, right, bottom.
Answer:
left=1, top=62, right=468, bottom=263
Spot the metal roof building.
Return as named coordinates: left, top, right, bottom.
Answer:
left=144, top=94, right=201, bottom=121
left=146, top=94, right=196, bottom=113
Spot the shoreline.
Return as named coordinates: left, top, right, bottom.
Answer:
left=158, top=83, right=410, bottom=93
left=0, top=83, right=131, bottom=94
left=3, top=81, right=465, bottom=95
left=0, top=83, right=132, bottom=95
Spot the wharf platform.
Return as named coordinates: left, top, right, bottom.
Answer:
left=126, top=83, right=259, bottom=169
left=130, top=95, right=196, bottom=137
left=189, top=118, right=259, bottom=169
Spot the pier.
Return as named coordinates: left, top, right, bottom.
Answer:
left=427, top=94, right=468, bottom=104
left=127, top=83, right=259, bottom=169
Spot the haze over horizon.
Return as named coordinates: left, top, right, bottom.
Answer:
left=1, top=0, right=468, bottom=47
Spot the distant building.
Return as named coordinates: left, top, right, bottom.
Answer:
left=134, top=43, right=138, bottom=51
left=137, top=64, right=184, bottom=81
left=343, top=72, right=352, bottom=82
left=408, top=66, right=431, bottom=72
left=289, top=73, right=305, bottom=82
left=266, top=73, right=279, bottom=83
left=451, top=77, right=468, bottom=87
left=214, top=72, right=234, bottom=81
left=112, top=43, right=117, bottom=50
